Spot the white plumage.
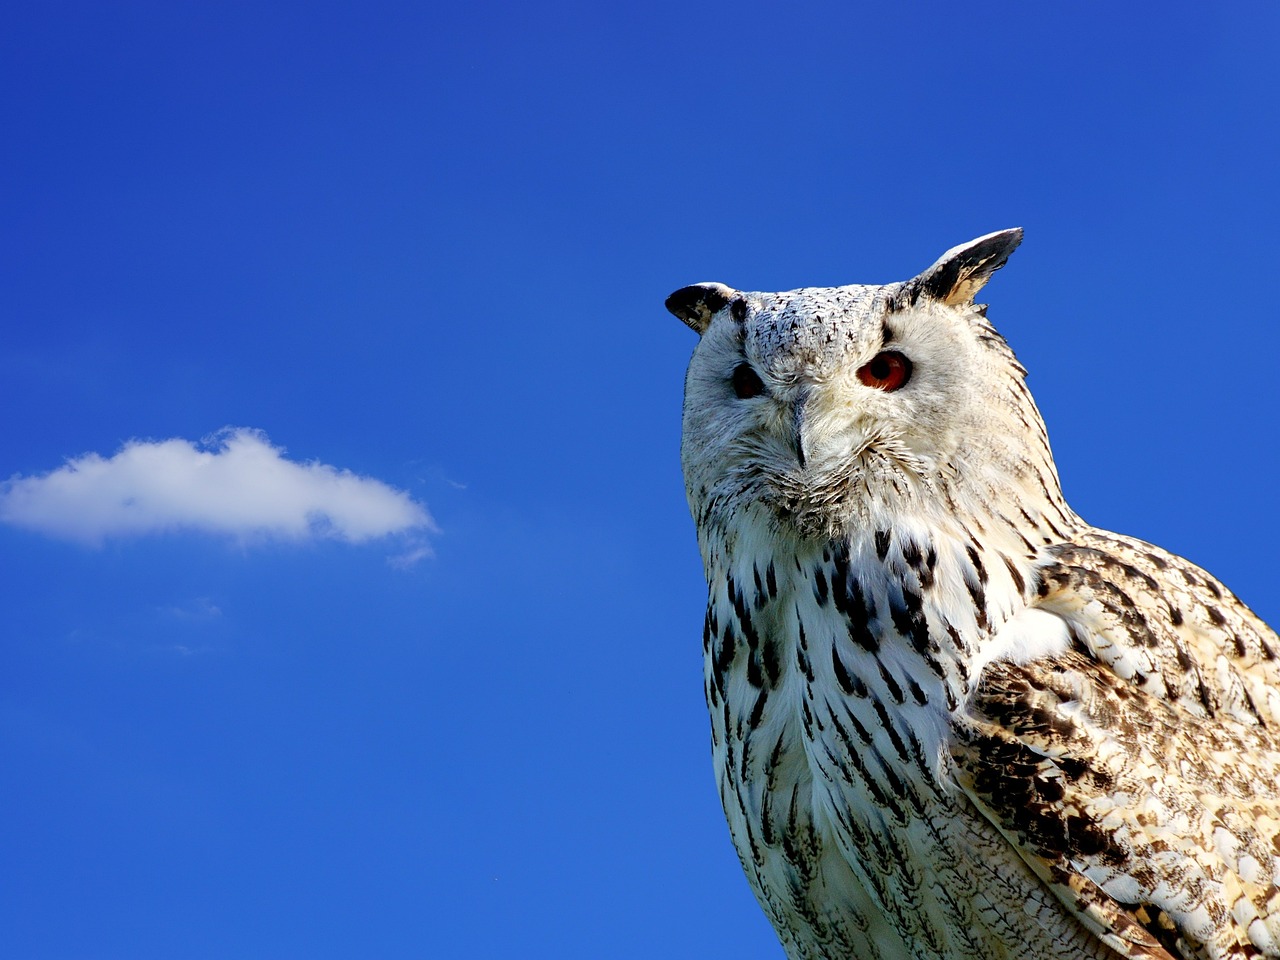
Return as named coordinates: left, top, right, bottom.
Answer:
left=668, top=230, right=1280, bottom=960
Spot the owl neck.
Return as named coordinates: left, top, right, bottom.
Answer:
left=701, top=503, right=1048, bottom=743
left=939, top=371, right=1083, bottom=549
left=698, top=441, right=1086, bottom=718
left=946, top=416, right=1082, bottom=555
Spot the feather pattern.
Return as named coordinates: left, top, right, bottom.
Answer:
left=672, top=231, right=1280, bottom=959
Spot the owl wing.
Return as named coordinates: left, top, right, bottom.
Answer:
left=1038, top=530, right=1280, bottom=728
left=952, top=531, right=1280, bottom=960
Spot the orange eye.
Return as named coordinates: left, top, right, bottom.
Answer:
left=856, top=351, right=912, bottom=392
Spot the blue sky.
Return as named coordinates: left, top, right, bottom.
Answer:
left=3, top=3, right=1279, bottom=958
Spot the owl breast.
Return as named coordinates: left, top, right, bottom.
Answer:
left=704, top=518, right=1115, bottom=960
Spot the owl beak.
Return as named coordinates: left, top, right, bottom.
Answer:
left=791, top=390, right=810, bottom=469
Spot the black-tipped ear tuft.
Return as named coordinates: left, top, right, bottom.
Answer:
left=909, top=228, right=1023, bottom=307
left=665, top=282, right=738, bottom=334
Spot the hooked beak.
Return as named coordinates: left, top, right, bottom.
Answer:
left=791, top=388, right=810, bottom=469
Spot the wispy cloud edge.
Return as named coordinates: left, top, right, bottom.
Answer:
left=0, top=427, right=434, bottom=552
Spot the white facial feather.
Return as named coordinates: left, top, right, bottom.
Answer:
left=679, top=229, right=1065, bottom=552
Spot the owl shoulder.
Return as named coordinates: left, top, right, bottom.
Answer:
left=1027, top=527, right=1280, bottom=729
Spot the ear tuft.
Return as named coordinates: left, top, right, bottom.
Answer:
left=911, top=228, right=1023, bottom=307
left=665, top=282, right=739, bottom=334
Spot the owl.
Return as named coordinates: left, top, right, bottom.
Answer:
left=667, top=230, right=1280, bottom=960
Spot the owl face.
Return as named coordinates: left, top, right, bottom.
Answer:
left=670, top=230, right=1033, bottom=540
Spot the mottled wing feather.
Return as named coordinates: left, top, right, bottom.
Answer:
left=1037, top=531, right=1280, bottom=728
left=954, top=533, right=1280, bottom=960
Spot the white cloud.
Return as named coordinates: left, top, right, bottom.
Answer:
left=0, top=428, right=434, bottom=549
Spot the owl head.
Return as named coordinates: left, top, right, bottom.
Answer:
left=669, top=229, right=1065, bottom=542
